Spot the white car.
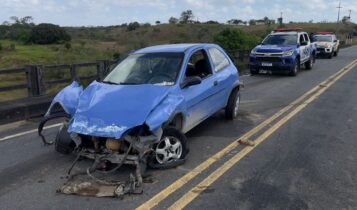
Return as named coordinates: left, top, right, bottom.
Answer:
left=313, top=32, right=339, bottom=59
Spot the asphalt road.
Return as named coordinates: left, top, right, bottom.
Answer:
left=0, top=46, right=357, bottom=210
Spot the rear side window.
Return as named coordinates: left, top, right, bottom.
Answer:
left=303, top=34, right=309, bottom=42
left=299, top=34, right=305, bottom=43
left=208, top=48, right=230, bottom=72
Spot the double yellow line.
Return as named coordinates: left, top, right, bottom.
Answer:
left=137, top=59, right=357, bottom=210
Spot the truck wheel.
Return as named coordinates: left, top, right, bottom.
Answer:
left=250, top=68, right=258, bottom=75
left=55, top=124, right=75, bottom=154
left=148, top=127, right=188, bottom=168
left=225, top=88, right=240, bottom=120
left=328, top=53, right=333, bottom=59
left=334, top=49, right=338, bottom=57
left=289, top=59, right=299, bottom=76
left=305, top=57, right=313, bottom=70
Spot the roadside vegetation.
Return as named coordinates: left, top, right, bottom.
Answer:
left=1, top=12, right=356, bottom=68
left=0, top=11, right=356, bottom=102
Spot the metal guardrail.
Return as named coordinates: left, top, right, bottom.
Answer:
left=0, top=50, right=251, bottom=100
left=0, top=60, right=116, bottom=97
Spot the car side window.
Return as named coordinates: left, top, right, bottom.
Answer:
left=303, top=34, right=309, bottom=42
left=299, top=34, right=305, bottom=44
left=185, top=50, right=212, bottom=79
left=208, top=48, right=230, bottom=72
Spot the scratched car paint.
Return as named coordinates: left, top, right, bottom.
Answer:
left=39, top=43, right=241, bottom=196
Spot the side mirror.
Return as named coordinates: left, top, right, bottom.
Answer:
left=301, top=41, right=308, bottom=46
left=181, top=76, right=202, bottom=88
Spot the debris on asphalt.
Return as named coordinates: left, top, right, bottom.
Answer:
left=238, top=139, right=255, bottom=146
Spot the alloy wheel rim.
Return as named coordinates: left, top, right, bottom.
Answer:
left=155, top=136, right=182, bottom=164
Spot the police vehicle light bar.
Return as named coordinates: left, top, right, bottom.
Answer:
left=273, top=28, right=303, bottom=32
left=315, top=32, right=334, bottom=35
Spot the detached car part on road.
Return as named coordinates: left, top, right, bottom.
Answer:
left=38, top=43, right=241, bottom=196
left=249, top=28, right=316, bottom=76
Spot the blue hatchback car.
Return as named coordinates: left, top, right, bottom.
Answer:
left=39, top=43, right=240, bottom=177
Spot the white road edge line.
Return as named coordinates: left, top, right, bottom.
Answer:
left=0, top=123, right=62, bottom=143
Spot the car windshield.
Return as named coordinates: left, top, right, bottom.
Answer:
left=103, top=53, right=184, bottom=85
left=262, top=34, right=298, bottom=45
left=313, top=35, right=333, bottom=42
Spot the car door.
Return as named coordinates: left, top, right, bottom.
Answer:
left=180, top=49, right=220, bottom=130
left=303, top=33, right=312, bottom=59
left=299, top=34, right=307, bottom=62
left=207, top=47, right=233, bottom=110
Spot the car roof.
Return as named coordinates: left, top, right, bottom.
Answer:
left=133, top=43, right=216, bottom=54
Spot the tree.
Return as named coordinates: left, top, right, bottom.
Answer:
left=9, top=16, right=20, bottom=24
left=205, top=20, right=219, bottom=24
left=20, top=16, right=33, bottom=25
left=30, top=23, right=71, bottom=44
left=249, top=19, right=256, bottom=26
left=155, top=20, right=161, bottom=25
left=214, top=28, right=260, bottom=51
left=169, top=17, right=178, bottom=24
left=180, top=10, right=194, bottom=24
left=263, top=16, right=269, bottom=24
left=127, top=22, right=140, bottom=31
left=227, top=19, right=244, bottom=25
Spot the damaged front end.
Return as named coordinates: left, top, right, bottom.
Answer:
left=38, top=81, right=188, bottom=197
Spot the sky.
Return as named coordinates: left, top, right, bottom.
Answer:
left=1, top=0, right=356, bottom=26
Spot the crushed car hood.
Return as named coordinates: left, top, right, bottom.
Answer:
left=256, top=45, right=295, bottom=53
left=67, top=81, right=172, bottom=139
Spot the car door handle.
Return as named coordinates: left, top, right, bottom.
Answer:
left=213, top=81, right=218, bottom=86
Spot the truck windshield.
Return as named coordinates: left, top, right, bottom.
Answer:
left=262, top=34, right=298, bottom=45
left=313, top=35, right=333, bottom=42
left=103, top=53, right=184, bottom=85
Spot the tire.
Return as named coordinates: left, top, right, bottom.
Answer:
left=334, top=49, right=338, bottom=57
left=289, top=59, right=299, bottom=76
left=328, top=53, right=333, bottom=59
left=250, top=68, right=258, bottom=75
left=55, top=124, right=75, bottom=154
left=225, top=88, right=240, bottom=120
left=148, top=127, right=188, bottom=168
left=305, top=57, right=313, bottom=70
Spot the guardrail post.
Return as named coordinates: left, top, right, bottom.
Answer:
left=70, top=64, right=78, bottom=82
left=26, top=65, right=39, bottom=97
left=36, top=65, right=46, bottom=95
left=25, top=65, right=46, bottom=97
left=238, top=50, right=245, bottom=62
left=97, top=60, right=110, bottom=81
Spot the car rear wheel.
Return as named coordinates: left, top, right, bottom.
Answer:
left=225, top=88, right=240, bottom=120
left=289, top=59, right=299, bottom=76
left=305, top=57, right=313, bottom=70
left=148, top=127, right=188, bottom=168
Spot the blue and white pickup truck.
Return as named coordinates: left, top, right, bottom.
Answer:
left=249, top=28, right=316, bottom=76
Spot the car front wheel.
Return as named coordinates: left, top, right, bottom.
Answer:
left=148, top=127, right=188, bottom=168
left=334, top=49, right=338, bottom=57
left=55, top=124, right=75, bottom=154
left=290, top=59, right=299, bottom=76
left=225, top=88, right=240, bottom=120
